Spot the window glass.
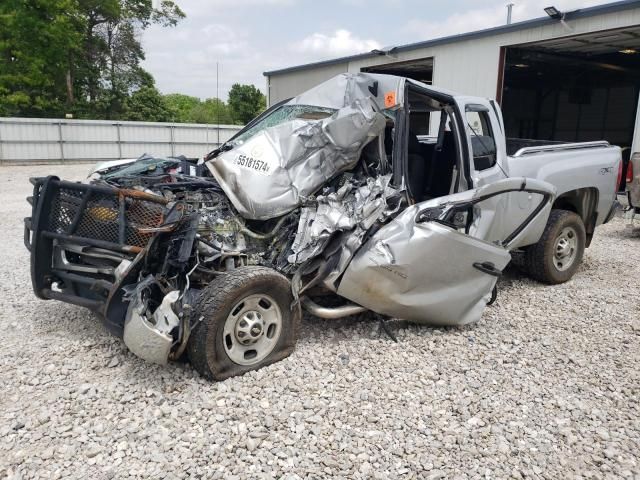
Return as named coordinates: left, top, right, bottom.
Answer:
left=465, top=110, right=497, bottom=171
left=409, top=111, right=430, bottom=135
left=231, top=105, right=336, bottom=145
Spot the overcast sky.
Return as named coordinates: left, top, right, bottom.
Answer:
left=141, top=0, right=605, bottom=100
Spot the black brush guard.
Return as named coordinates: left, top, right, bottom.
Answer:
left=24, top=176, right=168, bottom=335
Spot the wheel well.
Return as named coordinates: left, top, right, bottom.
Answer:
left=552, top=187, right=598, bottom=247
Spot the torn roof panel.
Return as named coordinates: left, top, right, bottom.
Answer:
left=288, top=73, right=406, bottom=111
left=206, top=74, right=391, bottom=220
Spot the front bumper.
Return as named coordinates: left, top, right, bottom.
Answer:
left=24, top=176, right=168, bottom=335
left=123, top=290, right=181, bottom=365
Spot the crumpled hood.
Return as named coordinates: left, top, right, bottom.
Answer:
left=206, top=73, right=401, bottom=220
left=207, top=98, right=385, bottom=220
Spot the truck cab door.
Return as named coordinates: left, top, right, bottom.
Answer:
left=490, top=99, right=505, bottom=135
left=337, top=177, right=556, bottom=326
left=453, top=98, right=549, bottom=247
left=454, top=97, right=508, bottom=189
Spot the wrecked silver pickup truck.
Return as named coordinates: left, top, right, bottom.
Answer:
left=24, top=73, right=621, bottom=380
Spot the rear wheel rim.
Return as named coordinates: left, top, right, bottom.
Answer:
left=553, top=226, right=578, bottom=272
left=222, top=293, right=282, bottom=366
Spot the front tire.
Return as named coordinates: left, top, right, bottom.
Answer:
left=523, top=209, right=586, bottom=284
left=187, top=267, right=300, bottom=381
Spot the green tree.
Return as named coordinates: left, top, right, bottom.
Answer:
left=164, top=93, right=201, bottom=122
left=123, top=85, right=171, bottom=122
left=0, top=0, right=82, bottom=116
left=228, top=84, right=266, bottom=124
left=0, top=0, right=184, bottom=119
left=76, top=0, right=185, bottom=118
left=162, top=95, right=234, bottom=124
left=188, top=98, right=233, bottom=124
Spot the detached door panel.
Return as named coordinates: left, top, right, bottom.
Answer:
left=337, top=177, right=555, bottom=325
left=337, top=209, right=510, bottom=326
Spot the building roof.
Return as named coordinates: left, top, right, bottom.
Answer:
left=263, top=0, right=640, bottom=76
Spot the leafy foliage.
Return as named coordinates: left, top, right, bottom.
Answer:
left=163, top=93, right=261, bottom=125
left=0, top=0, right=82, bottom=116
left=0, top=0, right=184, bottom=119
left=228, top=84, right=267, bottom=124
left=0, top=0, right=267, bottom=125
left=164, top=94, right=201, bottom=122
left=184, top=98, right=233, bottom=124
left=123, top=85, right=171, bottom=122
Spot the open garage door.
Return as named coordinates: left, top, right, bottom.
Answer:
left=361, top=57, right=433, bottom=84
left=362, top=57, right=434, bottom=134
left=500, top=27, right=640, bottom=158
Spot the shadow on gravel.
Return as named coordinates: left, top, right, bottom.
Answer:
left=29, top=301, right=104, bottom=338
left=605, top=223, right=640, bottom=240
left=24, top=299, right=244, bottom=387
left=300, top=312, right=460, bottom=346
left=24, top=264, right=538, bottom=376
left=297, top=262, right=559, bottom=347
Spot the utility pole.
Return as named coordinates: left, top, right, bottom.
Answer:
left=216, top=62, right=220, bottom=146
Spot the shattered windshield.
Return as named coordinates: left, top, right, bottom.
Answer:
left=230, top=104, right=336, bottom=145
left=102, top=156, right=181, bottom=180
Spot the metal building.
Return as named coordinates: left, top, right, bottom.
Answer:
left=264, top=0, right=640, bottom=157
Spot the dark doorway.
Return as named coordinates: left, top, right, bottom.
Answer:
left=361, top=57, right=433, bottom=85
left=501, top=27, right=640, bottom=151
left=362, top=57, right=434, bottom=134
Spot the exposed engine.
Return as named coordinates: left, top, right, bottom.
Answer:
left=164, top=182, right=300, bottom=275
left=26, top=72, right=405, bottom=368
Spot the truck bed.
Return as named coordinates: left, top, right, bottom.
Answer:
left=505, top=139, right=620, bottom=229
left=507, top=138, right=574, bottom=156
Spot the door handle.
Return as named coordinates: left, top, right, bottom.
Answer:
left=473, top=261, right=502, bottom=277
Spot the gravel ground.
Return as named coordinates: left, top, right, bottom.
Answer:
left=1, top=164, right=639, bottom=480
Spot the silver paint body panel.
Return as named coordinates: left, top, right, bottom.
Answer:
left=206, top=73, right=403, bottom=220
left=337, top=178, right=556, bottom=325
left=209, top=74, right=620, bottom=326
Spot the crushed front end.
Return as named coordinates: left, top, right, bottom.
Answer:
left=24, top=173, right=304, bottom=365
left=24, top=73, right=408, bottom=373
left=25, top=177, right=169, bottom=330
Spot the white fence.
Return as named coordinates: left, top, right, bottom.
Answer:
left=0, top=117, right=243, bottom=165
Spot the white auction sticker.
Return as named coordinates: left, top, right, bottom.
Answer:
left=233, top=135, right=279, bottom=176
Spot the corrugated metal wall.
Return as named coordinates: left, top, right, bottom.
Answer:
left=266, top=6, right=640, bottom=106
left=0, top=117, right=242, bottom=164
left=267, top=62, right=349, bottom=106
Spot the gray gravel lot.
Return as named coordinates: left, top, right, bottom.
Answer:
left=1, top=164, right=639, bottom=480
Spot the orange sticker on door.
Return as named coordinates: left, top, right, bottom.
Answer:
left=384, top=91, right=396, bottom=108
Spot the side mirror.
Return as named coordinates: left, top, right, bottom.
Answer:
left=416, top=204, right=471, bottom=231
left=416, top=205, right=446, bottom=223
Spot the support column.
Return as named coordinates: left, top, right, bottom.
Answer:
left=116, top=123, right=122, bottom=159
left=58, top=121, right=65, bottom=163
left=631, top=90, right=640, bottom=155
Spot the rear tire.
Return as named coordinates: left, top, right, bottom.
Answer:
left=523, top=209, right=586, bottom=284
left=187, top=266, right=300, bottom=381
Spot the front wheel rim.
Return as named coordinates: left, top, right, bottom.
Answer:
left=222, top=293, right=282, bottom=366
left=553, top=226, right=578, bottom=271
